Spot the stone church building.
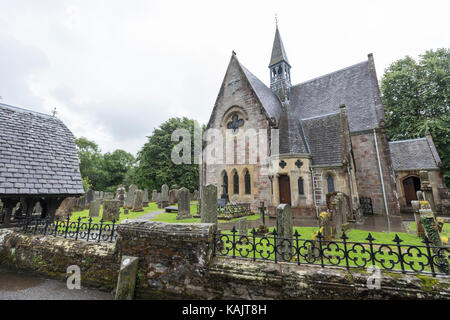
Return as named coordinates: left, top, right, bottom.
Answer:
left=202, top=26, right=447, bottom=217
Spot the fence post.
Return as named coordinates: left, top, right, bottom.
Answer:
left=317, top=231, right=324, bottom=268
left=64, top=216, right=70, bottom=239
left=294, top=230, right=300, bottom=265
left=341, top=232, right=350, bottom=270
left=393, top=234, right=405, bottom=274
left=251, top=228, right=256, bottom=262
left=366, top=233, right=376, bottom=267
left=75, top=217, right=81, bottom=240
left=423, top=236, right=436, bottom=277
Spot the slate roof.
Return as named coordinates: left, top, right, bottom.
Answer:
left=0, top=103, right=84, bottom=196
left=301, top=113, right=343, bottom=166
left=289, top=60, right=383, bottom=133
left=239, top=61, right=282, bottom=125
left=389, top=138, right=440, bottom=171
left=269, top=27, right=290, bottom=67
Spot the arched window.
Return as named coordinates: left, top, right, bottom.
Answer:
left=298, top=177, right=304, bottom=195
left=245, top=170, right=251, bottom=194
left=327, top=174, right=335, bottom=193
left=222, top=171, right=228, bottom=195
left=233, top=171, right=239, bottom=194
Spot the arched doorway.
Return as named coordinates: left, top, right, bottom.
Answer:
left=402, top=176, right=421, bottom=206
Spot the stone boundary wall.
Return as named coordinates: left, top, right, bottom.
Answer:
left=0, top=228, right=119, bottom=291
left=0, top=222, right=449, bottom=299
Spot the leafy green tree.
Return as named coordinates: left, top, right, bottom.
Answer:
left=75, top=137, right=135, bottom=191
left=381, top=48, right=450, bottom=188
left=102, top=149, right=135, bottom=192
left=75, top=137, right=107, bottom=190
left=135, top=117, right=203, bottom=192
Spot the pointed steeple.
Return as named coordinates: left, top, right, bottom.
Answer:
left=269, top=26, right=290, bottom=68
left=269, top=25, right=291, bottom=103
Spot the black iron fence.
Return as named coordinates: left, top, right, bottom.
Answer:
left=213, top=228, right=450, bottom=277
left=18, top=216, right=118, bottom=243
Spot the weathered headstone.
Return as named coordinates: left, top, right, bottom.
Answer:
left=126, top=184, right=138, bottom=209
left=411, top=200, right=425, bottom=238
left=151, top=190, right=158, bottom=202
left=55, top=197, right=75, bottom=219
left=318, top=211, right=333, bottom=240
left=420, top=170, right=437, bottom=216
left=332, top=192, right=347, bottom=236
left=169, top=189, right=178, bottom=205
left=86, top=188, right=94, bottom=206
left=193, top=190, right=199, bottom=201
left=89, top=200, right=101, bottom=218
left=142, top=189, right=149, bottom=207
left=177, top=187, right=192, bottom=220
left=103, top=200, right=121, bottom=222
left=276, top=203, right=293, bottom=261
left=117, top=184, right=126, bottom=207
left=99, top=191, right=104, bottom=199
left=237, top=217, right=249, bottom=235
left=79, top=196, right=86, bottom=211
left=200, top=184, right=217, bottom=224
left=94, top=191, right=100, bottom=200
left=131, top=190, right=144, bottom=212
left=160, top=184, right=169, bottom=208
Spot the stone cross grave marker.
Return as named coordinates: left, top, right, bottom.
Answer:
left=160, top=184, right=169, bottom=208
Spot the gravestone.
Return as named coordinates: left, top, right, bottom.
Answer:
left=99, top=191, right=104, bottom=199
left=89, top=200, right=101, bottom=218
left=77, top=196, right=86, bottom=211
left=193, top=190, right=199, bottom=201
left=142, top=189, right=149, bottom=207
left=151, top=190, right=158, bottom=202
left=169, top=189, right=178, bottom=205
left=318, top=211, right=333, bottom=240
left=117, top=184, right=126, bottom=207
left=276, top=203, right=293, bottom=261
left=160, top=184, right=169, bottom=208
left=156, top=193, right=162, bottom=209
left=94, top=191, right=100, bottom=200
left=126, top=184, right=138, bottom=209
left=420, top=171, right=437, bottom=216
left=86, top=189, right=94, bottom=205
left=124, top=209, right=129, bottom=215
left=259, top=201, right=266, bottom=226
left=411, top=199, right=425, bottom=238
left=132, top=190, right=144, bottom=212
left=237, top=217, right=248, bottom=235
left=177, top=187, right=192, bottom=220
left=200, top=184, right=217, bottom=224
left=332, top=192, right=347, bottom=236
left=103, top=200, right=121, bottom=222
left=55, top=197, right=75, bottom=219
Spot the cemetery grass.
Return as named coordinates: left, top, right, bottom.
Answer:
left=218, top=225, right=449, bottom=274
left=69, top=202, right=160, bottom=224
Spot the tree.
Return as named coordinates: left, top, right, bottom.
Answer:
left=75, top=137, right=135, bottom=191
left=75, top=137, right=107, bottom=190
left=381, top=48, right=450, bottom=188
left=135, top=117, right=203, bottom=192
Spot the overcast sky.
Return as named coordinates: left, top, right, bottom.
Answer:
left=1, top=0, right=448, bottom=156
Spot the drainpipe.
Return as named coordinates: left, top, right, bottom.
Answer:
left=373, top=129, right=390, bottom=231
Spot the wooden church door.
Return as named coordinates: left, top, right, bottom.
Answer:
left=279, top=175, right=291, bottom=205
left=403, top=176, right=420, bottom=206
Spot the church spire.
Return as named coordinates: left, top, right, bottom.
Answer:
left=269, top=24, right=291, bottom=103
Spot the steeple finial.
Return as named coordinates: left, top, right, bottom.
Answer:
left=275, top=13, right=278, bottom=27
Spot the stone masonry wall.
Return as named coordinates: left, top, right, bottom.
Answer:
left=351, top=130, right=399, bottom=215
left=0, top=221, right=448, bottom=299
left=0, top=228, right=119, bottom=291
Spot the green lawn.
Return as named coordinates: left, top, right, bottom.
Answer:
left=69, top=202, right=160, bottom=224
left=151, top=211, right=261, bottom=224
